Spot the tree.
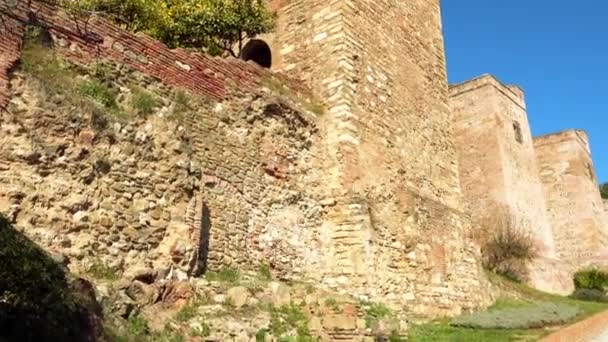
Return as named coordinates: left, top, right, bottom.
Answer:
left=600, top=183, right=608, bottom=200
left=165, top=0, right=275, bottom=56
left=58, top=0, right=275, bottom=57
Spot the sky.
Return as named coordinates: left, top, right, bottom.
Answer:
left=442, top=0, right=607, bottom=183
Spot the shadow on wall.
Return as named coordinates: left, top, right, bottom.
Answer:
left=195, top=203, right=212, bottom=276
left=0, top=214, right=104, bottom=342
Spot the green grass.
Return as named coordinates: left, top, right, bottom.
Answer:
left=130, top=87, right=159, bottom=116
left=408, top=321, right=544, bottom=342
left=79, top=79, right=118, bottom=110
left=409, top=273, right=608, bottom=342
left=87, top=259, right=120, bottom=281
left=204, top=267, right=241, bottom=284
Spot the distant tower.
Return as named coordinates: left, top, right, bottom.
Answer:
left=250, top=0, right=492, bottom=314
left=449, top=75, right=557, bottom=258
left=534, top=130, right=608, bottom=263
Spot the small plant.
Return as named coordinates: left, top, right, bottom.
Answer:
left=204, top=266, right=241, bottom=284
left=269, top=303, right=310, bottom=339
left=324, top=298, right=340, bottom=313
left=364, top=302, right=393, bottom=329
left=175, top=302, right=198, bottom=322
left=170, top=90, right=192, bottom=121
left=191, top=322, right=210, bottom=338
left=79, top=79, right=118, bottom=109
left=131, top=87, right=159, bottom=116
left=573, top=268, right=608, bottom=291
left=258, top=264, right=273, bottom=281
left=256, top=328, right=268, bottom=342
left=126, top=315, right=149, bottom=337
left=87, top=259, right=120, bottom=280
left=482, top=225, right=538, bottom=282
left=570, top=288, right=608, bottom=303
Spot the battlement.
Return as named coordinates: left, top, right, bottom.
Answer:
left=449, top=74, right=526, bottom=110
left=534, top=129, right=592, bottom=157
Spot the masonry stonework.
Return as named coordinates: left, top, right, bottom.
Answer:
left=450, top=75, right=556, bottom=257
left=3, top=0, right=608, bottom=328
left=266, top=0, right=493, bottom=316
left=534, top=131, right=608, bottom=263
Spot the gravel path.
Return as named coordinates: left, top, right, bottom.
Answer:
left=589, top=327, right=608, bottom=342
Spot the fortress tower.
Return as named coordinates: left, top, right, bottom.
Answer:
left=534, top=131, right=608, bottom=263
left=242, top=0, right=493, bottom=314
left=449, top=75, right=556, bottom=257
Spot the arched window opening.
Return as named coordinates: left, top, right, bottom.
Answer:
left=240, top=39, right=272, bottom=68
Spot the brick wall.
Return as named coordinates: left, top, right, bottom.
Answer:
left=0, top=0, right=311, bottom=110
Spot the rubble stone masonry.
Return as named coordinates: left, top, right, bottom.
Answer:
left=2, top=0, right=608, bottom=325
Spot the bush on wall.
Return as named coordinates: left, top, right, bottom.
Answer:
left=481, top=224, right=538, bottom=282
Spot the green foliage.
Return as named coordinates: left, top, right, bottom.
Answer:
left=191, top=322, right=210, bottom=338
left=408, top=320, right=543, bottom=342
left=63, top=0, right=276, bottom=56
left=258, top=264, right=273, bottom=281
left=169, top=90, right=192, bottom=121
left=256, top=328, right=269, bottom=342
left=450, top=303, right=580, bottom=329
left=600, top=183, right=608, bottom=199
left=20, top=27, right=73, bottom=94
left=573, top=268, right=608, bottom=291
left=126, top=315, right=150, bottom=336
left=570, top=289, right=608, bottom=303
left=87, top=259, right=120, bottom=280
left=269, top=303, right=312, bottom=340
left=388, top=331, right=406, bottom=342
left=165, top=0, right=276, bottom=56
left=482, top=226, right=538, bottom=282
left=204, top=266, right=241, bottom=284
left=130, top=87, right=159, bottom=116
left=363, top=302, right=393, bottom=329
left=175, top=302, right=198, bottom=322
left=0, top=214, right=93, bottom=341
left=79, top=79, right=118, bottom=109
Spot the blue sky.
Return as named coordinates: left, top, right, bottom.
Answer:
left=442, top=0, right=607, bottom=183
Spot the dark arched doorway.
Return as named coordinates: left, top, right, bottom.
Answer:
left=240, top=39, right=272, bottom=68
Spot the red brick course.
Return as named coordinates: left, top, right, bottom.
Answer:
left=0, top=0, right=310, bottom=110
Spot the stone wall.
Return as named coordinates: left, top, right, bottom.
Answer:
left=0, top=0, right=311, bottom=109
left=0, top=53, right=323, bottom=282
left=267, top=0, right=493, bottom=316
left=534, top=130, right=608, bottom=263
left=450, top=75, right=556, bottom=257
left=0, top=0, right=498, bottom=321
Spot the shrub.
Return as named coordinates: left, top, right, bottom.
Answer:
left=258, top=264, right=272, bottom=281
left=573, top=269, right=608, bottom=291
left=570, top=289, right=608, bottom=303
left=87, top=259, right=120, bottom=280
left=451, top=303, right=580, bottom=329
left=363, top=302, right=393, bottom=329
left=130, top=87, right=158, bottom=116
left=204, top=266, right=241, bottom=284
left=79, top=79, right=118, bottom=109
left=600, top=183, right=608, bottom=200
left=482, top=226, right=538, bottom=282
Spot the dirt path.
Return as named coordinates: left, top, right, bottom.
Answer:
left=541, top=310, right=608, bottom=342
